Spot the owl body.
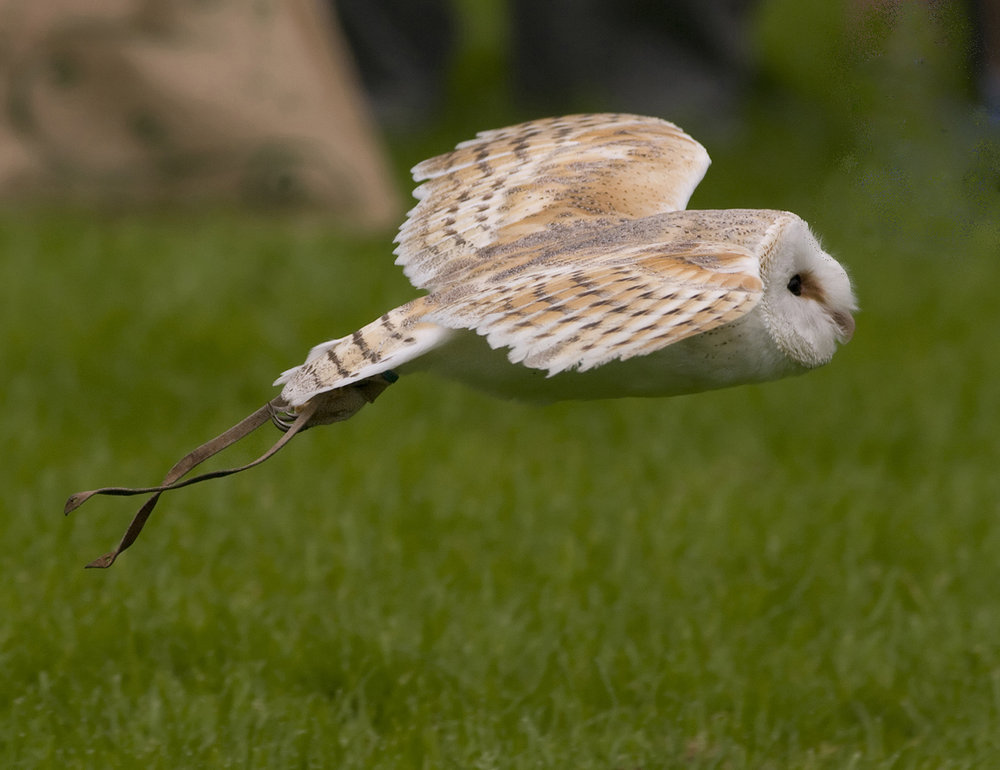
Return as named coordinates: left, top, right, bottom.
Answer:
left=275, top=114, right=856, bottom=418
left=394, top=208, right=830, bottom=402
left=403, top=310, right=800, bottom=403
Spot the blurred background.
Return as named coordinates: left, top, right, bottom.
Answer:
left=2, top=2, right=1000, bottom=764
left=0, top=0, right=996, bottom=227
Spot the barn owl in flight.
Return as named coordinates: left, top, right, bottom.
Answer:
left=68, top=113, right=856, bottom=567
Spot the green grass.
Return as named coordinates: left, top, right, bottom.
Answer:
left=4, top=21, right=1000, bottom=764
left=3, top=166, right=999, bottom=768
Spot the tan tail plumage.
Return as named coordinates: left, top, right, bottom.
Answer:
left=274, top=296, right=451, bottom=409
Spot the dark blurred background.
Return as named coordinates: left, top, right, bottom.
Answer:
left=337, top=0, right=1000, bottom=124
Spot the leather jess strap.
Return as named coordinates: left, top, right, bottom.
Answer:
left=66, top=373, right=396, bottom=569
left=65, top=398, right=318, bottom=569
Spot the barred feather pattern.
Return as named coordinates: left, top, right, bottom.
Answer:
left=275, top=299, right=447, bottom=398
left=422, top=210, right=781, bottom=375
left=394, top=113, right=710, bottom=291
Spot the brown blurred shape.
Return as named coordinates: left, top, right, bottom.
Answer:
left=0, top=0, right=400, bottom=226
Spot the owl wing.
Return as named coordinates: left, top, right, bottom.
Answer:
left=427, top=213, right=771, bottom=376
left=395, top=113, right=711, bottom=291
left=276, top=210, right=783, bottom=405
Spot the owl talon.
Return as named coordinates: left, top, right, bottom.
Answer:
left=269, top=403, right=298, bottom=432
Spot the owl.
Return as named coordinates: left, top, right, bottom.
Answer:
left=274, top=113, right=856, bottom=419
left=68, top=113, right=857, bottom=567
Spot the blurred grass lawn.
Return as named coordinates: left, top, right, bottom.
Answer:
left=3, top=6, right=1000, bottom=770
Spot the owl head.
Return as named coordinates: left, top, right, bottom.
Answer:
left=761, top=215, right=857, bottom=369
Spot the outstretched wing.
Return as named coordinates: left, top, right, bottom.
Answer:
left=395, top=113, right=711, bottom=292
left=425, top=210, right=787, bottom=376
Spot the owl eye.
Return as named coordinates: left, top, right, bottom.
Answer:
left=787, top=274, right=803, bottom=296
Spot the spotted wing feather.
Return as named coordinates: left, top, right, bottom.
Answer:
left=427, top=215, right=770, bottom=376
left=395, top=113, right=711, bottom=292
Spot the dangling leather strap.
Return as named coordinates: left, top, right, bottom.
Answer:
left=65, top=397, right=317, bottom=569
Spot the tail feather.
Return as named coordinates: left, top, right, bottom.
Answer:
left=275, top=297, right=451, bottom=407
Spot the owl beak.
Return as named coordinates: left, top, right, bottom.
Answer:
left=831, top=310, right=855, bottom=343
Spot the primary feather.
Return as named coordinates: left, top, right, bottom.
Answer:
left=395, top=112, right=711, bottom=291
